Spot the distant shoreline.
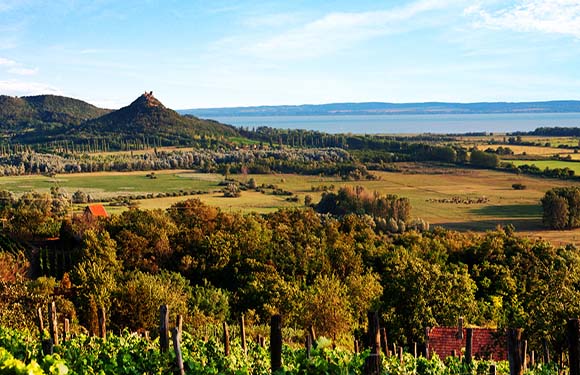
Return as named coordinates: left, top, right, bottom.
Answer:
left=179, top=100, right=580, bottom=117
left=201, top=112, right=580, bottom=135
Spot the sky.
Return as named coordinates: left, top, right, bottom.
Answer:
left=0, top=0, right=579, bottom=109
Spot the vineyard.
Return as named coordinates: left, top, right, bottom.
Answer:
left=0, top=324, right=529, bottom=375
left=0, top=305, right=573, bottom=375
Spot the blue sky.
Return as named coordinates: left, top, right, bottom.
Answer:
left=0, top=0, right=579, bottom=109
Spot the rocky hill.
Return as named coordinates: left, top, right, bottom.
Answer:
left=78, top=92, right=237, bottom=145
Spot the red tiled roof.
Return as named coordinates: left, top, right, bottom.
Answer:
left=85, top=204, right=108, bottom=218
left=427, top=327, right=507, bottom=360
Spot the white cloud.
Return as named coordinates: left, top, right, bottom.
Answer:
left=240, top=0, right=463, bottom=60
left=0, top=80, right=62, bottom=96
left=8, top=67, right=38, bottom=75
left=242, top=12, right=304, bottom=28
left=0, top=57, right=16, bottom=66
left=0, top=56, right=38, bottom=75
left=468, top=0, right=580, bottom=38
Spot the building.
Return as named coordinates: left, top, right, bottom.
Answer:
left=84, top=204, right=109, bottom=219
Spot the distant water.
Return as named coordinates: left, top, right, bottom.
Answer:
left=209, top=113, right=580, bottom=134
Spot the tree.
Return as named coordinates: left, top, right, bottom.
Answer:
left=71, top=260, right=117, bottom=333
left=80, top=229, right=119, bottom=270
left=470, top=150, right=499, bottom=168
left=380, top=249, right=477, bottom=344
left=541, top=187, right=580, bottom=229
left=300, top=275, right=353, bottom=340
left=72, top=190, right=88, bottom=204
left=113, top=271, right=191, bottom=332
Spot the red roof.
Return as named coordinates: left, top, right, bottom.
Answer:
left=85, top=204, right=109, bottom=218
left=427, top=327, right=507, bottom=360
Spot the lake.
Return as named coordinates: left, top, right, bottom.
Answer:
left=209, top=112, right=580, bottom=134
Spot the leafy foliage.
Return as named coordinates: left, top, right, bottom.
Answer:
left=0, top=326, right=563, bottom=375
left=541, top=187, right=580, bottom=229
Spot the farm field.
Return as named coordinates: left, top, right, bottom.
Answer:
left=509, top=159, right=580, bottom=174
left=0, top=170, right=221, bottom=198
left=135, top=190, right=299, bottom=213
left=478, top=144, right=575, bottom=156
left=130, top=168, right=580, bottom=244
left=2, top=164, right=578, bottom=243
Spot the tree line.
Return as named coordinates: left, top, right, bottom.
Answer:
left=1, top=198, right=579, bottom=358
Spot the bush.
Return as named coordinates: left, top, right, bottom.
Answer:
left=512, top=183, right=527, bottom=190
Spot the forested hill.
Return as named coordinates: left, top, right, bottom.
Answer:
left=1, top=92, right=240, bottom=149
left=0, top=94, right=109, bottom=130
left=77, top=92, right=239, bottom=145
left=181, top=100, right=580, bottom=117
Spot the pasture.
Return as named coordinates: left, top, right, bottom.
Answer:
left=509, top=159, right=580, bottom=174
left=0, top=170, right=220, bottom=198
left=479, top=144, right=575, bottom=156
left=2, top=165, right=580, bottom=244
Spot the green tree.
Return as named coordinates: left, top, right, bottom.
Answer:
left=470, top=150, right=499, bottom=168
left=112, top=270, right=191, bottom=332
left=300, top=275, right=353, bottom=340
left=540, top=188, right=580, bottom=229
left=381, top=249, right=477, bottom=344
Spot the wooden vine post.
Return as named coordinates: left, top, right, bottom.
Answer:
left=568, top=318, right=580, bottom=375
left=159, top=305, right=169, bottom=353
left=542, top=338, right=550, bottom=364
left=63, top=319, right=70, bottom=343
left=380, top=328, right=389, bottom=356
left=48, top=302, right=59, bottom=346
left=176, top=315, right=183, bottom=337
left=98, top=306, right=106, bottom=340
left=37, top=307, right=44, bottom=339
left=309, top=325, right=317, bottom=348
left=507, top=328, right=524, bottom=375
left=305, top=332, right=312, bottom=359
left=270, top=315, right=283, bottom=372
left=364, top=311, right=381, bottom=375
left=465, top=328, right=473, bottom=365
left=523, top=340, right=528, bottom=370
left=223, top=322, right=231, bottom=356
left=240, top=314, right=247, bottom=356
left=38, top=306, right=52, bottom=356
left=172, top=327, right=185, bottom=375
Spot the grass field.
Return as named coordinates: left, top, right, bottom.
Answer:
left=478, top=144, right=575, bottom=156
left=136, top=190, right=298, bottom=213
left=0, top=170, right=222, bottom=199
left=3, top=165, right=580, bottom=244
left=509, top=160, right=580, bottom=174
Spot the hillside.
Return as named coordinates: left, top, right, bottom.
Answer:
left=1, top=92, right=240, bottom=149
left=77, top=92, right=238, bottom=146
left=0, top=94, right=109, bottom=130
left=181, top=100, right=580, bottom=117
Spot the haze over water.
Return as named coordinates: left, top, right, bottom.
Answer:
left=210, top=113, right=580, bottom=135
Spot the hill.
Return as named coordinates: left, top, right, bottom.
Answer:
left=181, top=100, right=580, bottom=117
left=0, top=94, right=109, bottom=130
left=1, top=92, right=240, bottom=149
left=77, top=92, right=238, bottom=146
